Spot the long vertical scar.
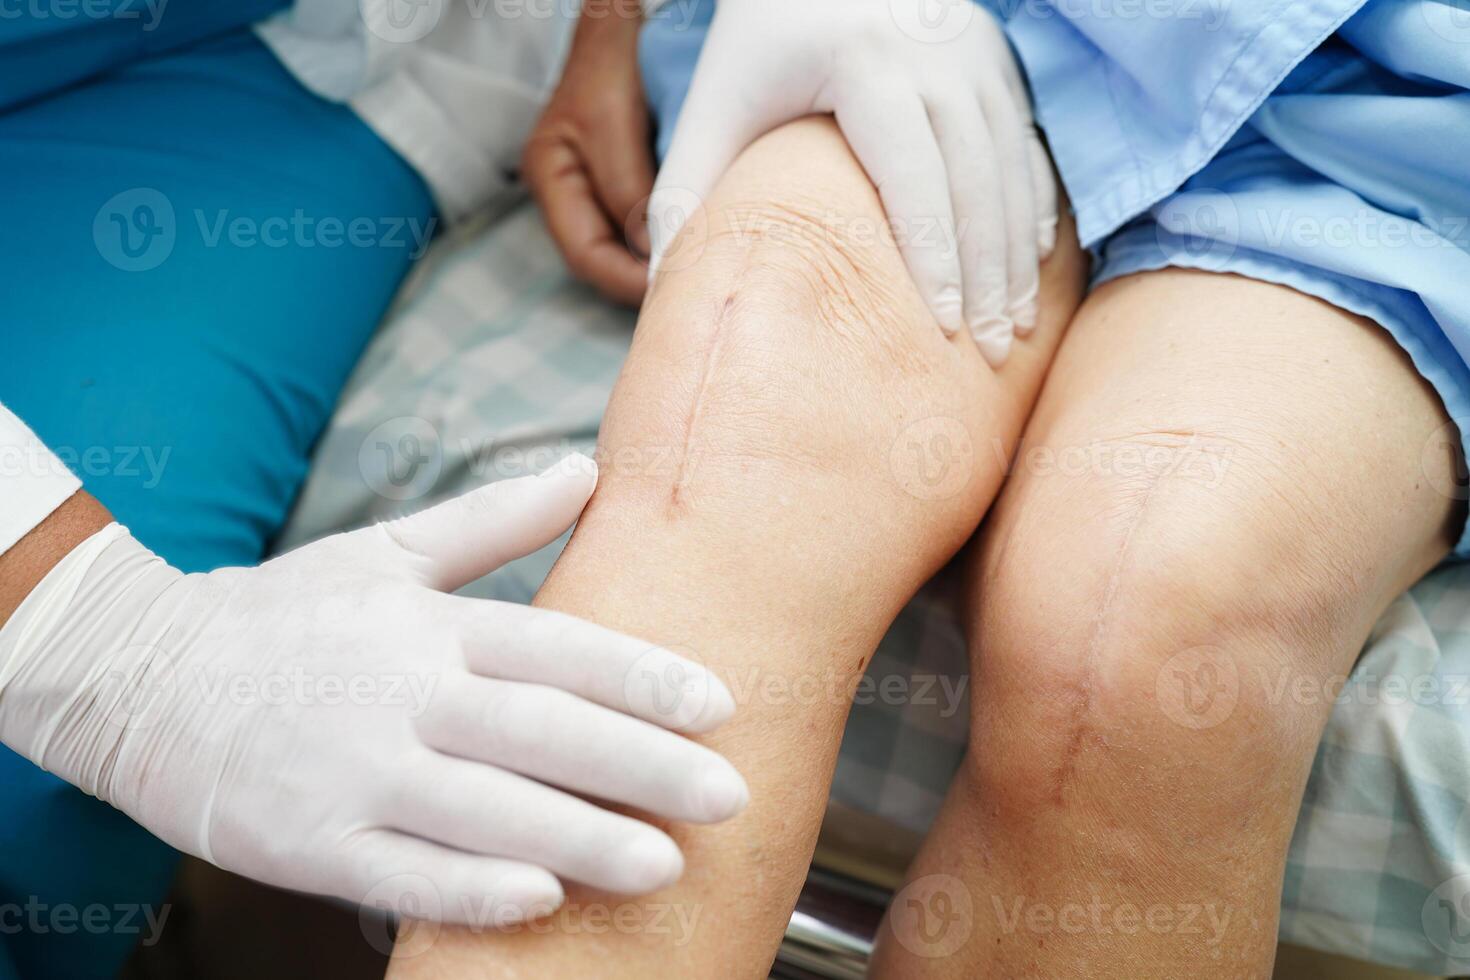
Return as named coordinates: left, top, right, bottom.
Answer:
left=668, top=291, right=739, bottom=514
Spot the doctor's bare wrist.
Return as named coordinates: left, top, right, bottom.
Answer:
left=0, top=490, right=113, bottom=628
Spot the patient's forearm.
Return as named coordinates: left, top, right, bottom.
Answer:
left=388, top=117, right=1084, bottom=978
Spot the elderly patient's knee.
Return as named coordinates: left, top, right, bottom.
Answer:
left=591, top=120, right=998, bottom=585
left=964, top=442, right=1357, bottom=850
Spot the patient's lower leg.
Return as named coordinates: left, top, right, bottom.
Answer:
left=388, top=116, right=1085, bottom=978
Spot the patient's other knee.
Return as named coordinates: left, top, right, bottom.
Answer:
left=966, top=435, right=1358, bottom=839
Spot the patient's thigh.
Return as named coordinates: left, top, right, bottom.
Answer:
left=388, top=117, right=1086, bottom=977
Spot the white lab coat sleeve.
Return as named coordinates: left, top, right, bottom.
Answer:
left=0, top=403, right=81, bottom=556
left=255, top=0, right=577, bottom=222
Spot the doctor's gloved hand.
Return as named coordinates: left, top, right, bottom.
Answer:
left=648, top=0, right=1057, bottom=367
left=0, top=454, right=747, bottom=924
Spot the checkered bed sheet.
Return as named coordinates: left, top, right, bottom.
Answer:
left=276, top=202, right=1470, bottom=975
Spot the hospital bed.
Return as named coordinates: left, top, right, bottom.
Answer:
left=275, top=198, right=1470, bottom=978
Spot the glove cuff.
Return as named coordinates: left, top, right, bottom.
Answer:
left=0, top=524, right=183, bottom=801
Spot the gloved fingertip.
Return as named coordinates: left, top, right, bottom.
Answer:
left=536, top=452, right=598, bottom=496
left=497, top=869, right=565, bottom=921
left=969, top=316, right=1014, bottom=368
left=695, top=763, right=751, bottom=822
left=679, top=672, right=736, bottom=734
left=1038, top=216, right=1059, bottom=259
left=1007, top=287, right=1040, bottom=334
left=616, top=834, right=684, bottom=893
left=1013, top=304, right=1039, bottom=335
left=661, top=669, right=735, bottom=740
left=931, top=285, right=965, bottom=336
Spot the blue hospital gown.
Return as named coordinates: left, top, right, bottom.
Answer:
left=642, top=0, right=1470, bottom=553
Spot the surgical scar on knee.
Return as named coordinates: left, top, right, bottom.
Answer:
left=668, top=291, right=740, bottom=515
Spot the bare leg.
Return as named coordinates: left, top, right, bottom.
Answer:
left=871, top=269, right=1462, bottom=978
left=388, top=117, right=1086, bottom=977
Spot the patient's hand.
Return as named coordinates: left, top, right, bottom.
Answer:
left=522, top=2, right=653, bottom=306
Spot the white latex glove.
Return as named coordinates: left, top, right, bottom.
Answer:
left=647, top=0, right=1057, bottom=366
left=0, top=455, right=747, bottom=925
